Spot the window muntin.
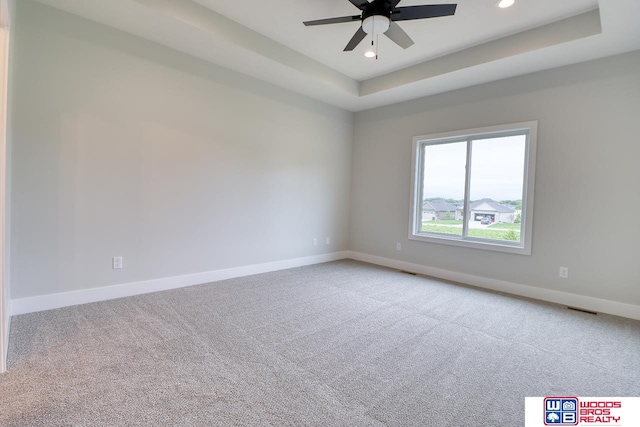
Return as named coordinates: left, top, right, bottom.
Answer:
left=409, top=122, right=537, bottom=255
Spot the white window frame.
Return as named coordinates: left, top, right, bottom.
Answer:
left=409, top=121, right=537, bottom=255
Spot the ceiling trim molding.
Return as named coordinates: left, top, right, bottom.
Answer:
left=131, top=0, right=360, bottom=96
left=361, top=9, right=601, bottom=96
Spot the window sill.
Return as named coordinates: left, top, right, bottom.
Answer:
left=409, top=232, right=531, bottom=255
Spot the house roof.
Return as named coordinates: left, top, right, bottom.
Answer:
left=423, top=199, right=458, bottom=212
left=469, top=198, right=515, bottom=213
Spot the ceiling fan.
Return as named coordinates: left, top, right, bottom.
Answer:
left=303, top=0, right=457, bottom=52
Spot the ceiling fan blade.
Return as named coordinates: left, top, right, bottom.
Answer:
left=304, top=15, right=361, bottom=26
left=391, top=4, right=457, bottom=21
left=390, top=0, right=402, bottom=8
left=344, top=27, right=367, bottom=51
left=348, top=0, right=369, bottom=10
left=384, top=21, right=414, bottom=49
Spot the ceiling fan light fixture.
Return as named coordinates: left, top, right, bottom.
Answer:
left=362, top=15, right=390, bottom=35
left=303, top=1, right=458, bottom=53
left=497, top=0, right=515, bottom=8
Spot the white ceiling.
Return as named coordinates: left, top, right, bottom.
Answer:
left=194, top=0, right=599, bottom=81
left=33, top=0, right=640, bottom=111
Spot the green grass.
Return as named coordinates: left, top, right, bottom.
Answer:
left=421, top=223, right=520, bottom=241
left=468, top=229, right=520, bottom=241
left=421, top=224, right=463, bottom=235
left=487, top=222, right=521, bottom=230
left=428, top=220, right=463, bottom=225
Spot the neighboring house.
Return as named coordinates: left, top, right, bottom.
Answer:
left=469, top=198, right=516, bottom=223
left=422, top=199, right=460, bottom=221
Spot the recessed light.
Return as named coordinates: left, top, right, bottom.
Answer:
left=498, top=0, right=515, bottom=8
left=364, top=50, right=376, bottom=58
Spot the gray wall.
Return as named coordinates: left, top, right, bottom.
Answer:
left=10, top=1, right=353, bottom=299
left=2, top=0, right=16, bottom=370
left=10, top=0, right=640, bottom=308
left=351, top=51, right=640, bottom=305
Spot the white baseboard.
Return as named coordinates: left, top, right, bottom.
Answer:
left=10, top=250, right=640, bottom=322
left=348, top=251, right=640, bottom=321
left=11, top=251, right=349, bottom=316
left=1, top=300, right=9, bottom=373
left=3, top=300, right=9, bottom=362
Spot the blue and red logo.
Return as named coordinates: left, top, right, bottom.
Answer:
left=544, top=397, right=578, bottom=425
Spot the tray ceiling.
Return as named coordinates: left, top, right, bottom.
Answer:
left=33, top=0, right=640, bottom=111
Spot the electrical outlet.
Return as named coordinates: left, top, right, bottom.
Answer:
left=325, top=237, right=330, bottom=245
left=396, top=242, right=402, bottom=251
left=559, top=267, right=568, bottom=279
left=112, top=256, right=123, bottom=269
left=312, top=238, right=318, bottom=247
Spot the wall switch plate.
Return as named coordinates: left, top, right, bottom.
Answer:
left=312, top=238, right=318, bottom=247
left=559, top=267, right=568, bottom=279
left=113, top=256, right=123, bottom=269
left=325, top=237, right=330, bottom=245
left=396, top=243, right=402, bottom=251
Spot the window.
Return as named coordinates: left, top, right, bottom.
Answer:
left=409, top=122, right=537, bottom=255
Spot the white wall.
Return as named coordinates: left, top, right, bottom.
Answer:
left=351, top=51, right=640, bottom=306
left=10, top=0, right=353, bottom=299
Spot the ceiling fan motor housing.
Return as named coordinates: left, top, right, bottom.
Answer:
left=361, top=1, right=394, bottom=35
left=362, top=15, right=390, bottom=34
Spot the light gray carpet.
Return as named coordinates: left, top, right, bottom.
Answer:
left=1, top=260, right=639, bottom=426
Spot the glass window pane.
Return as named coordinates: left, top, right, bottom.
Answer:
left=467, top=135, right=526, bottom=242
left=420, top=141, right=466, bottom=236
